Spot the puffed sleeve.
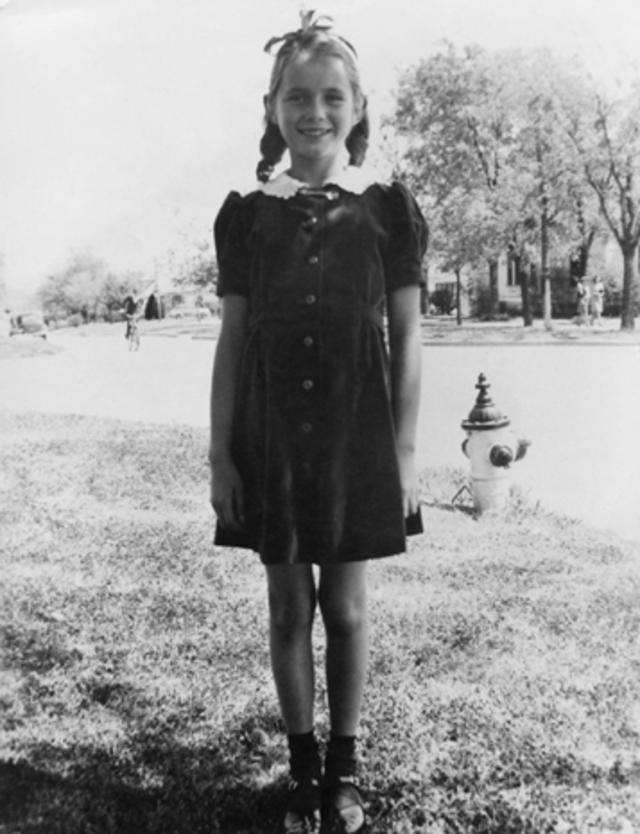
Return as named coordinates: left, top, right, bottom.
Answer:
left=383, top=181, right=428, bottom=293
left=213, top=191, right=253, bottom=297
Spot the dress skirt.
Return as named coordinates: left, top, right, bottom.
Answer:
left=213, top=180, right=427, bottom=564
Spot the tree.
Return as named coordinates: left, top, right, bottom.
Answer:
left=517, top=85, right=572, bottom=328
left=38, top=250, right=141, bottom=321
left=562, top=80, right=640, bottom=329
left=177, top=238, right=218, bottom=290
left=390, top=45, right=543, bottom=321
left=155, top=227, right=218, bottom=294
left=565, top=176, right=603, bottom=281
left=429, top=187, right=493, bottom=323
left=100, top=269, right=145, bottom=318
left=390, top=43, right=631, bottom=328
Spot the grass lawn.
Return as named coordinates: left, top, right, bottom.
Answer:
left=1, top=411, right=639, bottom=833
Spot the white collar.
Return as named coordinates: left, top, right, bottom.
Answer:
left=260, top=165, right=377, bottom=198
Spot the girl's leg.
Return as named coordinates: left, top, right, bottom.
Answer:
left=318, top=562, right=369, bottom=833
left=265, top=564, right=321, bottom=832
left=318, top=562, right=369, bottom=735
left=265, top=563, right=317, bottom=733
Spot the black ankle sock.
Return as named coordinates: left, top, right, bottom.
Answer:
left=287, top=731, right=321, bottom=782
left=325, top=732, right=357, bottom=783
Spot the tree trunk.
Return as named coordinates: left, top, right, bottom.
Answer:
left=620, top=245, right=637, bottom=330
left=515, top=255, right=533, bottom=327
left=540, top=205, right=552, bottom=330
left=488, top=259, right=499, bottom=320
left=455, top=268, right=462, bottom=325
left=580, top=231, right=596, bottom=279
left=573, top=195, right=595, bottom=279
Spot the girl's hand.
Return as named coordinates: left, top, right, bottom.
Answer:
left=210, top=459, right=245, bottom=530
left=397, top=449, right=420, bottom=517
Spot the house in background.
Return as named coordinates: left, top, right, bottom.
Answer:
left=427, top=237, right=624, bottom=319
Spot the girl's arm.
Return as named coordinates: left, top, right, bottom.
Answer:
left=387, top=285, right=422, bottom=516
left=209, top=294, right=248, bottom=529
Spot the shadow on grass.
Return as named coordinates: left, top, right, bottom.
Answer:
left=2, top=725, right=635, bottom=833
left=0, top=736, right=286, bottom=834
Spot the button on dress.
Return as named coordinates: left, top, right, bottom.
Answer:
left=213, top=173, right=428, bottom=565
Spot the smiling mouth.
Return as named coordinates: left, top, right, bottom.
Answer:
left=299, top=128, right=332, bottom=137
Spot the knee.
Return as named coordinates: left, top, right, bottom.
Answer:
left=268, top=588, right=316, bottom=640
left=319, top=591, right=367, bottom=638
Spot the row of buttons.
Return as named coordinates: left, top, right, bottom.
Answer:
left=301, top=331, right=315, bottom=435
left=304, top=254, right=319, bottom=305
left=299, top=204, right=322, bottom=441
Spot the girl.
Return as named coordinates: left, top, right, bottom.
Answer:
left=209, top=12, right=427, bottom=833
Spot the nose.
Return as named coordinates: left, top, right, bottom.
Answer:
left=306, top=95, right=327, bottom=121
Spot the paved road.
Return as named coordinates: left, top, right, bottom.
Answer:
left=2, top=331, right=640, bottom=542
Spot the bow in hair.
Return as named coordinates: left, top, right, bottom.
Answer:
left=263, top=9, right=357, bottom=56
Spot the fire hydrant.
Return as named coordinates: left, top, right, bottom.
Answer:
left=461, top=373, right=530, bottom=513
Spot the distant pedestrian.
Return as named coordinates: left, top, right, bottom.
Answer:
left=575, top=278, right=590, bottom=326
left=208, top=11, right=427, bottom=833
left=590, top=274, right=605, bottom=325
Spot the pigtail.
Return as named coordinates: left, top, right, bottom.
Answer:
left=256, top=120, right=288, bottom=183
left=346, top=105, right=370, bottom=168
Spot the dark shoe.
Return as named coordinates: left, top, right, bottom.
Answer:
left=322, top=778, right=365, bottom=834
left=284, top=778, right=321, bottom=834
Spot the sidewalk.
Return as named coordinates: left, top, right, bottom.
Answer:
left=420, top=316, right=640, bottom=345
left=115, top=313, right=640, bottom=346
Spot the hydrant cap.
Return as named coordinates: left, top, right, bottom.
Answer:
left=461, top=373, right=511, bottom=430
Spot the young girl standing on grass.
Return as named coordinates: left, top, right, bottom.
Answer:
left=209, top=12, right=427, bottom=833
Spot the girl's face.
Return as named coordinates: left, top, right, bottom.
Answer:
left=268, top=52, right=362, bottom=174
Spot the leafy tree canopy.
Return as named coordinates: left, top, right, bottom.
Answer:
left=388, top=43, right=639, bottom=328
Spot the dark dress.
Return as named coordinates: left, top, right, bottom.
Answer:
left=213, top=176, right=428, bottom=565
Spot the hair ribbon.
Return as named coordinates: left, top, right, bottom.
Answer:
left=263, top=9, right=357, bottom=57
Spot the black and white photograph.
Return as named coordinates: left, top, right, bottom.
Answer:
left=1, top=1, right=640, bottom=831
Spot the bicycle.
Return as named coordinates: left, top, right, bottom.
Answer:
left=126, top=315, right=140, bottom=351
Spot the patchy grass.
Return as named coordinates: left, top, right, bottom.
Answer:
left=1, top=412, right=639, bottom=833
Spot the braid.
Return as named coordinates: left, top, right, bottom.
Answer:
left=256, top=120, right=287, bottom=183
left=346, top=107, right=370, bottom=167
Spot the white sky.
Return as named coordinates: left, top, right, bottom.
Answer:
left=1, top=0, right=639, bottom=296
